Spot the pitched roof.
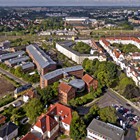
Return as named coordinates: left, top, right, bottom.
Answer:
left=87, top=119, right=124, bottom=140
left=82, top=74, right=93, bottom=84
left=21, top=132, right=41, bottom=140
left=0, top=122, right=18, bottom=138
left=26, top=44, right=56, bottom=69
left=24, top=88, right=37, bottom=98
left=46, top=115, right=58, bottom=131
left=35, top=114, right=47, bottom=133
left=34, top=103, right=72, bottom=133
left=59, top=82, right=73, bottom=93
left=47, top=103, right=72, bottom=125
left=113, top=49, right=121, bottom=58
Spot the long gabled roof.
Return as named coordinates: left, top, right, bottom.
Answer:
left=42, top=65, right=83, bottom=80
left=87, top=119, right=124, bottom=140
left=26, top=44, right=56, bottom=69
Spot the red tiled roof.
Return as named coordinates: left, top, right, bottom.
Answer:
left=24, top=88, right=37, bottom=98
left=21, top=132, right=41, bottom=140
left=113, top=49, right=121, bottom=58
left=35, top=114, right=46, bottom=133
left=59, top=82, right=72, bottom=94
left=106, top=37, right=140, bottom=43
left=34, top=103, right=72, bottom=133
left=82, top=74, right=94, bottom=84
left=91, top=39, right=103, bottom=52
left=101, top=38, right=110, bottom=46
left=46, top=115, right=58, bottom=131
left=47, top=103, right=72, bottom=125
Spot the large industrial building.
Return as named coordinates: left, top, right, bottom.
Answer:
left=26, top=44, right=56, bottom=75
left=40, top=65, right=83, bottom=88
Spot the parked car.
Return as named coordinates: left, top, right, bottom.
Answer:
left=20, top=117, right=29, bottom=125
left=12, top=100, right=23, bottom=107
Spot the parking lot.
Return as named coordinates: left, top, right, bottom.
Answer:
left=96, top=89, right=140, bottom=140
left=113, top=104, right=139, bottom=129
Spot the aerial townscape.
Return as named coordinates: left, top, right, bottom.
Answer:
left=0, top=1, right=140, bottom=140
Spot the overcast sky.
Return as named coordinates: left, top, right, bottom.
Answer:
left=0, top=0, right=140, bottom=6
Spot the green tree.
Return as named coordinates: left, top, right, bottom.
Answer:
left=14, top=66, right=23, bottom=77
left=70, top=112, right=86, bottom=140
left=136, top=126, right=140, bottom=139
left=37, top=84, right=58, bottom=107
left=24, top=98, right=43, bottom=122
left=99, top=107, right=117, bottom=124
left=84, top=105, right=99, bottom=124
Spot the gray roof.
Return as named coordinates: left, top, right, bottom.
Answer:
left=6, top=56, right=29, bottom=65
left=0, top=122, right=18, bottom=138
left=26, top=44, right=56, bottom=69
left=58, top=41, right=75, bottom=48
left=87, top=119, right=124, bottom=140
left=0, top=51, right=25, bottom=62
left=43, top=65, right=83, bottom=80
left=69, top=79, right=85, bottom=89
left=21, top=62, right=34, bottom=70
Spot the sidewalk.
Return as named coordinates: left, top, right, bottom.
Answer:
left=84, top=97, right=100, bottom=107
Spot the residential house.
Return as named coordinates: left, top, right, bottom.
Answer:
left=0, top=122, right=18, bottom=140
left=23, top=88, right=38, bottom=103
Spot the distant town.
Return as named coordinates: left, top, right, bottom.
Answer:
left=0, top=6, right=140, bottom=140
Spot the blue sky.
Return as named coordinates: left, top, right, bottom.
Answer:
left=0, top=0, right=140, bottom=6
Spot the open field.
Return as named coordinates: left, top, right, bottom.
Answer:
left=0, top=75, right=15, bottom=97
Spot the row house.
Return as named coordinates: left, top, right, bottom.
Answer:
left=99, top=37, right=140, bottom=86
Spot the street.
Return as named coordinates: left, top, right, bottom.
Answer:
left=0, top=67, right=28, bottom=85
left=0, top=96, right=23, bottom=112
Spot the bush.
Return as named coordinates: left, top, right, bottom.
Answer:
left=0, top=95, right=15, bottom=107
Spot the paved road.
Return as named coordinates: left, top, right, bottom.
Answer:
left=107, top=88, right=140, bottom=115
left=0, top=96, right=23, bottom=112
left=0, top=67, right=28, bottom=85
